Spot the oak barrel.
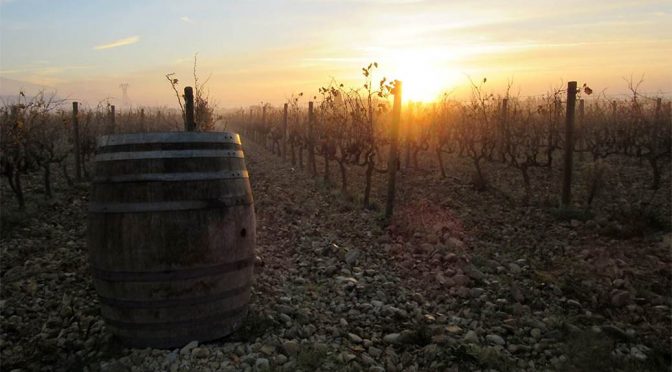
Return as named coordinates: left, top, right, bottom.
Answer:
left=87, top=132, right=255, bottom=348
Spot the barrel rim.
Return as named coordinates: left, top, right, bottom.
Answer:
left=94, top=149, right=245, bottom=162
left=96, top=283, right=251, bottom=309
left=92, top=170, right=250, bottom=184
left=107, top=307, right=248, bottom=348
left=97, top=132, right=242, bottom=148
left=90, top=256, right=255, bottom=281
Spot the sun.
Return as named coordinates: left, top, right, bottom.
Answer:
left=390, top=54, right=459, bottom=102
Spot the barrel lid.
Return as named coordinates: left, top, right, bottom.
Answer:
left=97, top=132, right=241, bottom=148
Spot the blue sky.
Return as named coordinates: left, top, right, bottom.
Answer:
left=1, top=0, right=670, bottom=107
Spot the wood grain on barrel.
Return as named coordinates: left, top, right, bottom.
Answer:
left=87, top=132, right=255, bottom=348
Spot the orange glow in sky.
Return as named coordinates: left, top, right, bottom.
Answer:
left=1, top=0, right=670, bottom=107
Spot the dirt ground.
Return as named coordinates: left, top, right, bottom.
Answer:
left=1, top=138, right=670, bottom=371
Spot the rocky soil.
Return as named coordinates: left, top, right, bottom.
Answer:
left=1, top=140, right=671, bottom=371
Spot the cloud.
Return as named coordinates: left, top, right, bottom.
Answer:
left=93, top=36, right=140, bottom=50
left=0, top=64, right=91, bottom=75
left=180, top=16, right=193, bottom=23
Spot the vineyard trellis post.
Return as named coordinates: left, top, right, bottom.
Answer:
left=578, top=99, right=585, bottom=161
left=283, top=103, right=288, bottom=161
left=184, top=86, right=195, bottom=131
left=247, top=108, right=252, bottom=138
left=405, top=102, right=412, bottom=168
left=561, top=81, right=577, bottom=207
left=500, top=98, right=508, bottom=162
left=72, top=102, right=81, bottom=180
left=308, top=101, right=316, bottom=177
left=385, top=80, right=402, bottom=220
left=262, top=105, right=267, bottom=148
left=109, top=105, right=116, bottom=133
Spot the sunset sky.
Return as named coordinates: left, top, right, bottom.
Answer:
left=1, top=0, right=670, bottom=108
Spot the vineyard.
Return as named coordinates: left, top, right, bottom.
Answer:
left=232, top=73, right=671, bottom=214
left=1, top=67, right=671, bottom=371
left=2, top=67, right=671, bottom=216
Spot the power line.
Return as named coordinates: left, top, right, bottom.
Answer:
left=119, top=83, right=130, bottom=106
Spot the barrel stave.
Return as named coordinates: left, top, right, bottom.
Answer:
left=87, top=132, right=255, bottom=348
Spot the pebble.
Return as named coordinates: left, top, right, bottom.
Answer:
left=368, top=347, right=382, bottom=358
left=259, top=344, right=275, bottom=356
left=508, top=263, right=522, bottom=274
left=100, top=361, right=129, bottom=372
left=485, top=334, right=505, bottom=345
left=453, top=274, right=469, bottom=286
left=361, top=353, right=376, bottom=366
left=345, top=249, right=361, bottom=265
left=282, top=341, right=300, bottom=356
left=566, top=299, right=582, bottom=308
left=631, top=346, right=647, bottom=361
left=255, top=358, right=270, bottom=370
left=192, top=347, right=209, bottom=359
left=383, top=333, right=402, bottom=344
left=180, top=340, right=198, bottom=355
left=3, top=142, right=666, bottom=372
left=275, top=354, right=288, bottom=365
left=602, top=325, right=630, bottom=341
left=444, top=253, right=458, bottom=262
left=463, top=330, right=479, bottom=344
left=611, top=290, right=631, bottom=307
left=446, top=238, right=465, bottom=250
left=469, top=287, right=485, bottom=298
left=348, top=333, right=363, bottom=344
left=464, top=265, right=485, bottom=281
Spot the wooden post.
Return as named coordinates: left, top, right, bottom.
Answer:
left=500, top=98, right=508, bottom=162
left=405, top=101, right=412, bottom=168
left=10, top=105, right=18, bottom=120
left=561, top=81, right=577, bottom=207
left=247, top=108, right=252, bottom=138
left=655, top=98, right=662, bottom=122
left=502, top=98, right=509, bottom=114
left=72, top=102, right=81, bottom=180
left=385, top=80, right=402, bottom=220
left=262, top=105, right=267, bottom=148
left=308, top=101, right=316, bottom=177
left=578, top=99, right=585, bottom=161
left=184, top=87, right=195, bottom=131
left=140, top=108, right=145, bottom=132
left=110, top=105, right=116, bottom=133
left=282, top=103, right=288, bottom=161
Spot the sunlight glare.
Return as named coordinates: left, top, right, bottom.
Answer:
left=390, top=52, right=459, bottom=102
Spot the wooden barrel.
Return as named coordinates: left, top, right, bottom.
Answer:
left=87, top=132, right=255, bottom=348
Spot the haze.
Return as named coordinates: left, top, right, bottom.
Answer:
left=1, top=0, right=670, bottom=107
